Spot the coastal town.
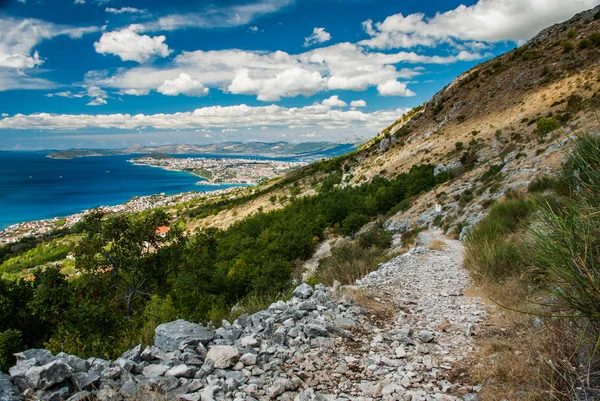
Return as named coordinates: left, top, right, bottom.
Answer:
left=130, top=155, right=306, bottom=184
left=0, top=187, right=242, bottom=246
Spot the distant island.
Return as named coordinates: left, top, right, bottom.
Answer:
left=47, top=139, right=366, bottom=160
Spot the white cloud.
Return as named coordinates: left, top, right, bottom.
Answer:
left=74, top=0, right=85, bottom=4
left=94, top=25, right=171, bottom=63
left=0, top=18, right=98, bottom=69
left=249, top=26, right=259, bottom=32
left=322, top=95, right=347, bottom=107
left=350, top=99, right=366, bottom=107
left=0, top=70, right=55, bottom=91
left=304, top=27, right=331, bottom=47
left=227, top=67, right=324, bottom=101
left=88, top=43, right=483, bottom=100
left=157, top=73, right=209, bottom=96
left=87, top=97, right=107, bottom=106
left=0, top=104, right=407, bottom=133
left=141, top=0, right=294, bottom=31
left=377, top=80, right=416, bottom=97
left=46, top=91, right=85, bottom=98
left=105, top=7, right=146, bottom=14
left=360, top=0, right=600, bottom=49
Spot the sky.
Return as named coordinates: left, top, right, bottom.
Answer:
left=0, top=0, right=598, bottom=150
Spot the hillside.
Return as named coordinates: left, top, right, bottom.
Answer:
left=47, top=141, right=362, bottom=160
left=2, top=6, right=600, bottom=401
left=185, top=6, right=600, bottom=233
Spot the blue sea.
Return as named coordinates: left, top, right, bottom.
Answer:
left=0, top=145, right=355, bottom=230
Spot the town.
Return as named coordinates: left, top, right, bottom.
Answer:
left=130, top=155, right=306, bottom=184
left=0, top=187, right=241, bottom=245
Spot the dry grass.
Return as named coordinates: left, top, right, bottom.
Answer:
left=339, top=287, right=396, bottom=325
left=428, top=239, right=447, bottom=251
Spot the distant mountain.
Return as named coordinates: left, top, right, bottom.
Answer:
left=47, top=140, right=362, bottom=160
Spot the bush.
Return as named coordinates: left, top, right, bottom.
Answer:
left=357, top=226, right=393, bottom=250
left=315, top=242, right=387, bottom=286
left=464, top=199, right=536, bottom=281
left=341, top=214, right=370, bottom=236
left=536, top=117, right=560, bottom=137
left=562, top=41, right=574, bottom=53
left=527, top=176, right=560, bottom=193
left=0, top=329, right=24, bottom=372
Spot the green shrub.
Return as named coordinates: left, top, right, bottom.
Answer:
left=315, top=242, right=387, bottom=286
left=357, top=226, right=393, bottom=250
left=341, top=214, right=370, bottom=236
left=0, top=329, right=23, bottom=372
left=589, top=32, right=600, bottom=46
left=528, top=176, right=560, bottom=193
left=562, top=41, right=574, bottom=53
left=536, top=117, right=560, bottom=137
left=464, top=199, right=536, bottom=281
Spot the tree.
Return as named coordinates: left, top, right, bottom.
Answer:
left=75, top=210, right=186, bottom=318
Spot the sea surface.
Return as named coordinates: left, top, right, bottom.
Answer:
left=0, top=147, right=353, bottom=230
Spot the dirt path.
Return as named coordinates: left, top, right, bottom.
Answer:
left=294, top=230, right=488, bottom=400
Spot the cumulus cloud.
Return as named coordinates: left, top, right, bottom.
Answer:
left=0, top=70, right=55, bottom=91
left=0, top=18, right=98, bottom=69
left=377, top=80, right=416, bottom=96
left=87, top=43, right=485, bottom=100
left=87, top=97, right=107, bottom=106
left=360, top=0, right=600, bottom=49
left=157, top=73, right=209, bottom=96
left=105, top=7, right=146, bottom=14
left=304, top=27, right=331, bottom=47
left=322, top=95, right=347, bottom=107
left=0, top=104, right=409, bottom=132
left=228, top=67, right=324, bottom=101
left=350, top=99, right=366, bottom=107
left=94, top=25, right=171, bottom=63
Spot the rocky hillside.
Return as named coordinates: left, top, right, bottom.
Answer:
left=185, top=6, right=600, bottom=234
left=347, top=6, right=600, bottom=236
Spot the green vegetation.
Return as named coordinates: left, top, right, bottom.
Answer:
left=536, top=117, right=560, bottom=137
left=464, top=134, right=600, bottom=398
left=0, top=237, right=76, bottom=279
left=0, top=162, right=446, bottom=362
left=314, top=225, right=394, bottom=286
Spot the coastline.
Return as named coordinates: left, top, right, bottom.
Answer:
left=0, top=185, right=243, bottom=246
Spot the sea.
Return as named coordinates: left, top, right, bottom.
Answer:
left=0, top=146, right=354, bottom=230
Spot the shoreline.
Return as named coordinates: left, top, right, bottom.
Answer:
left=0, top=185, right=244, bottom=246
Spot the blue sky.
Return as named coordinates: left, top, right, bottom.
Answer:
left=0, top=0, right=598, bottom=149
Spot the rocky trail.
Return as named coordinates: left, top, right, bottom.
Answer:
left=3, top=230, right=488, bottom=401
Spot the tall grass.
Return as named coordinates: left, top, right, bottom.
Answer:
left=529, top=134, right=600, bottom=327
left=464, top=198, right=536, bottom=281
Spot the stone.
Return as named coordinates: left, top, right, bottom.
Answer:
left=239, top=353, right=257, bottom=366
left=142, top=364, right=170, bottom=378
left=66, top=391, right=92, bottom=401
left=119, top=380, right=138, bottom=397
left=96, top=387, right=118, bottom=401
left=36, top=386, right=70, bottom=401
left=154, top=320, right=214, bottom=352
left=463, top=394, right=481, bottom=401
left=239, top=336, right=259, bottom=347
left=8, top=359, right=36, bottom=392
left=25, top=360, right=72, bottom=390
left=205, top=346, right=239, bottom=369
left=292, top=284, right=313, bottom=299
left=14, top=349, right=55, bottom=366
left=165, top=364, right=195, bottom=378
left=56, top=353, right=89, bottom=373
left=71, top=371, right=100, bottom=391
left=120, top=344, right=143, bottom=363
left=0, top=372, right=19, bottom=401
left=418, top=331, right=435, bottom=343
left=102, top=367, right=122, bottom=380
left=267, top=378, right=294, bottom=397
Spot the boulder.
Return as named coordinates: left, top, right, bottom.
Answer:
left=0, top=372, right=19, bottom=401
left=165, top=364, right=195, bottom=379
left=205, top=346, right=239, bottom=369
left=56, top=353, right=89, bottom=373
left=154, top=320, right=214, bottom=352
left=25, top=360, right=72, bottom=390
left=142, top=364, right=169, bottom=378
left=292, top=284, right=313, bottom=300
left=35, top=385, right=70, bottom=401
left=14, top=349, right=55, bottom=366
left=66, top=391, right=92, bottom=401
